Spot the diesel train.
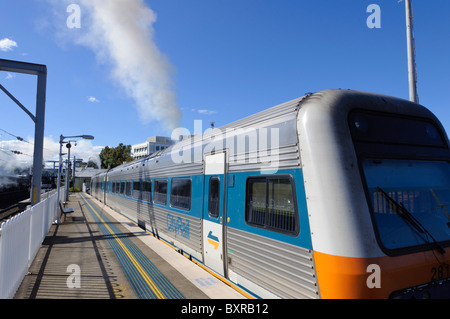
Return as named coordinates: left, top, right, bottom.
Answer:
left=91, top=89, right=450, bottom=299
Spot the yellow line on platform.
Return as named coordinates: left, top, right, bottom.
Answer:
left=80, top=194, right=165, bottom=299
left=106, top=201, right=256, bottom=299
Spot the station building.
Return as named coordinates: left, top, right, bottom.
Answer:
left=131, top=136, right=175, bottom=160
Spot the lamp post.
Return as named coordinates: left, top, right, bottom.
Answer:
left=405, top=0, right=419, bottom=103
left=54, top=134, right=94, bottom=224
left=65, top=142, right=72, bottom=202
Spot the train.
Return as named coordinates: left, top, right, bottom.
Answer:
left=0, top=172, right=31, bottom=210
left=91, top=89, right=450, bottom=299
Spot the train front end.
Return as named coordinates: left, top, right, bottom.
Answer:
left=298, top=90, right=450, bottom=298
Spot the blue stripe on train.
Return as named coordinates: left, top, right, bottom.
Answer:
left=101, top=168, right=312, bottom=250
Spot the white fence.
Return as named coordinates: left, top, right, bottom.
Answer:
left=0, top=188, right=64, bottom=299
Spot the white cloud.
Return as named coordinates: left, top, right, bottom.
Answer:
left=196, top=109, right=217, bottom=115
left=5, top=73, right=15, bottom=80
left=50, top=0, right=181, bottom=132
left=61, top=138, right=103, bottom=168
left=0, top=38, right=18, bottom=51
left=0, top=139, right=34, bottom=171
left=42, top=137, right=103, bottom=168
left=0, top=136, right=103, bottom=171
left=88, top=96, right=100, bottom=103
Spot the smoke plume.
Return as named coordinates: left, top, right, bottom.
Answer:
left=68, top=0, right=181, bottom=130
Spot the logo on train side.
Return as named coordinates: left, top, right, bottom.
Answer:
left=207, top=231, right=220, bottom=250
left=167, top=213, right=190, bottom=239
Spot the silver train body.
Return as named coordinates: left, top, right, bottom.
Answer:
left=92, top=89, right=450, bottom=299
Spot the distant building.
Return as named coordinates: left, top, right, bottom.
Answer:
left=73, top=167, right=107, bottom=192
left=131, top=136, right=175, bottom=160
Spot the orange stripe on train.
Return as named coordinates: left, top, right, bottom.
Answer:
left=313, top=249, right=450, bottom=299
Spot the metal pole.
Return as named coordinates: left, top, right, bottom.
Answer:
left=73, top=156, right=76, bottom=192
left=53, top=134, right=93, bottom=223
left=30, top=68, right=47, bottom=205
left=405, top=0, right=418, bottom=103
left=65, top=143, right=71, bottom=202
left=0, top=60, right=47, bottom=205
left=54, top=135, right=64, bottom=224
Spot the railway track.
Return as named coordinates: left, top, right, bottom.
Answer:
left=0, top=203, right=24, bottom=222
left=0, top=188, right=59, bottom=223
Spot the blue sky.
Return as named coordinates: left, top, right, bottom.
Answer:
left=0, top=0, right=449, bottom=168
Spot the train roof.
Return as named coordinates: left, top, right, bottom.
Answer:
left=93, top=89, right=445, bottom=180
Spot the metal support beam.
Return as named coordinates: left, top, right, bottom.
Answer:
left=32, top=71, right=47, bottom=205
left=0, top=59, right=47, bottom=206
left=0, top=84, right=36, bottom=122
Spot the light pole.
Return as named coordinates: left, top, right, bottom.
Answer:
left=65, top=142, right=72, bottom=202
left=54, top=134, right=94, bottom=223
left=405, top=0, right=419, bottom=103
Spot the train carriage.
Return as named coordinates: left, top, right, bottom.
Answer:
left=91, top=89, right=450, bottom=298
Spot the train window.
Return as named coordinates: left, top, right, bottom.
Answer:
left=362, top=159, right=450, bottom=253
left=126, top=182, right=132, bottom=197
left=154, top=180, right=168, bottom=205
left=142, top=181, right=152, bottom=202
left=349, top=110, right=446, bottom=147
left=112, top=182, right=116, bottom=193
left=246, top=175, right=299, bottom=235
left=208, top=177, right=220, bottom=218
left=132, top=181, right=141, bottom=200
left=120, top=182, right=125, bottom=195
left=170, top=178, right=191, bottom=211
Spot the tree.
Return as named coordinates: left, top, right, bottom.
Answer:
left=81, top=160, right=99, bottom=169
left=99, top=143, right=134, bottom=169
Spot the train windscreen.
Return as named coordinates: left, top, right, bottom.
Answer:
left=349, top=110, right=450, bottom=253
left=362, top=159, right=450, bottom=252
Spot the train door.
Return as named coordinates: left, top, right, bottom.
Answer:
left=202, top=152, right=227, bottom=276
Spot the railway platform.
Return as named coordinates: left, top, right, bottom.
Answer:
left=13, top=192, right=247, bottom=300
